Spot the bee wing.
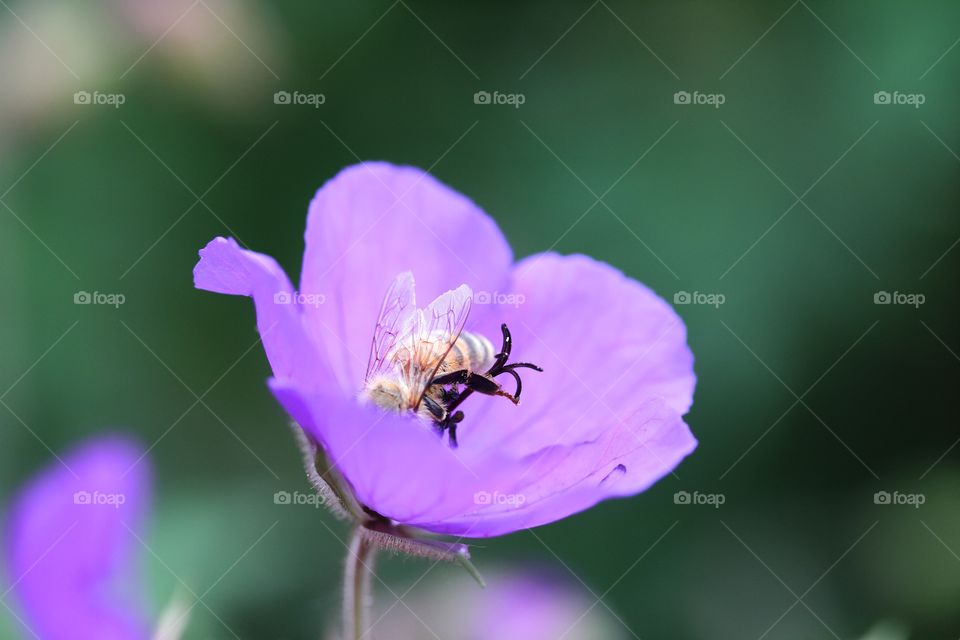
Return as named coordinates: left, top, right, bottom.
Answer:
left=398, top=285, right=473, bottom=409
left=365, top=271, right=417, bottom=381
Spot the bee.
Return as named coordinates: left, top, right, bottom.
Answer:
left=362, top=272, right=542, bottom=447
left=438, top=331, right=497, bottom=379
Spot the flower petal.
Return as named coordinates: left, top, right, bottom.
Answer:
left=459, top=252, right=696, bottom=457
left=299, top=162, right=513, bottom=393
left=194, top=236, right=334, bottom=391
left=4, top=435, right=151, bottom=640
left=269, top=380, right=522, bottom=530
left=421, top=398, right=696, bottom=537
left=270, top=252, right=696, bottom=537
left=196, top=167, right=699, bottom=539
left=272, top=380, right=694, bottom=537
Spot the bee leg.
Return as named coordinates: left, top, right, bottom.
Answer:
left=457, top=372, right=520, bottom=405
left=446, top=411, right=464, bottom=448
left=488, top=324, right=513, bottom=373
left=493, top=367, right=524, bottom=400
left=442, top=387, right=475, bottom=420
left=459, top=372, right=503, bottom=396
left=433, top=370, right=516, bottom=401
left=499, top=362, right=543, bottom=373
left=431, top=369, right=471, bottom=387
left=421, top=394, right=447, bottom=422
left=487, top=325, right=543, bottom=380
left=439, top=386, right=461, bottom=406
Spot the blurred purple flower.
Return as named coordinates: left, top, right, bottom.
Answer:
left=195, top=162, right=696, bottom=538
left=372, top=568, right=627, bottom=640
left=4, top=436, right=151, bottom=640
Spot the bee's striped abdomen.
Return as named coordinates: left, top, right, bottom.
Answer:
left=445, top=331, right=495, bottom=373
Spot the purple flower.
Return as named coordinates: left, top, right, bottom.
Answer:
left=195, top=162, right=696, bottom=537
left=372, top=568, right=627, bottom=640
left=4, top=436, right=151, bottom=640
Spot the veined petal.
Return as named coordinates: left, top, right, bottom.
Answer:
left=421, top=398, right=696, bottom=537
left=299, top=162, right=513, bottom=393
left=4, top=436, right=151, bottom=640
left=459, top=252, right=696, bottom=458
left=272, top=381, right=694, bottom=537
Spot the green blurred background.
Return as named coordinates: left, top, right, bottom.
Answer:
left=1, top=1, right=958, bottom=638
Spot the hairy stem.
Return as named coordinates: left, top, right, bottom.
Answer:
left=343, top=528, right=375, bottom=640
